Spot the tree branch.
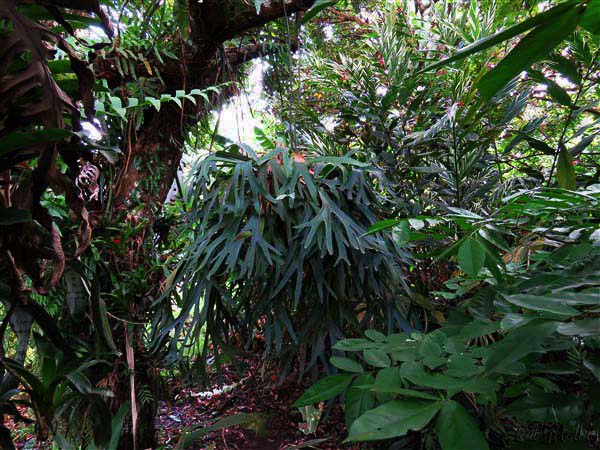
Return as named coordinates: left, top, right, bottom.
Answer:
left=107, top=0, right=315, bottom=211
left=189, top=0, right=314, bottom=49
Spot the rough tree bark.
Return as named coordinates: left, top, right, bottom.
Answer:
left=109, top=0, right=314, bottom=212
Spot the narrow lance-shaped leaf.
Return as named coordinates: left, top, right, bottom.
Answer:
left=478, top=6, right=583, bottom=100
left=301, top=0, right=340, bottom=24
left=419, top=0, right=580, bottom=74
left=557, top=145, right=577, bottom=189
left=579, top=0, right=600, bottom=34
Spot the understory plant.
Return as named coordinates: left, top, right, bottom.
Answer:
left=295, top=186, right=600, bottom=449
left=158, top=144, right=412, bottom=378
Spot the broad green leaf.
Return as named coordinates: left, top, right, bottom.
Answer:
left=500, top=313, right=536, bottom=331
left=301, top=0, right=339, bottom=24
left=455, top=320, right=500, bottom=341
left=423, top=355, right=447, bottom=369
left=457, top=238, right=485, bottom=276
left=557, top=318, right=600, bottom=337
left=294, top=374, right=352, bottom=407
left=529, top=70, right=571, bottom=106
left=371, top=386, right=439, bottom=401
left=345, top=374, right=376, bottom=428
left=478, top=6, right=583, bottom=100
left=503, top=294, right=580, bottom=317
left=486, top=320, right=559, bottom=373
left=0, top=129, right=71, bottom=156
left=333, top=338, right=378, bottom=351
left=557, top=146, right=577, bottom=189
left=373, top=367, right=439, bottom=401
left=546, top=53, right=582, bottom=85
left=420, top=0, right=580, bottom=74
left=363, top=349, right=391, bottom=368
left=400, top=361, right=471, bottom=393
left=417, top=333, right=444, bottom=358
left=330, top=356, right=364, bottom=373
left=373, top=367, right=403, bottom=403
left=445, top=355, right=482, bottom=378
left=0, top=208, right=32, bottom=226
left=580, top=0, right=600, bottom=34
left=435, top=400, right=490, bottom=450
left=365, top=330, right=386, bottom=342
left=507, top=393, right=584, bottom=426
left=346, top=399, right=442, bottom=442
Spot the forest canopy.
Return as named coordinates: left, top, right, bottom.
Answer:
left=0, top=0, right=599, bottom=448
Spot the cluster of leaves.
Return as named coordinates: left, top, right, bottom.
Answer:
left=288, top=0, right=599, bottom=215
left=296, top=186, right=600, bottom=449
left=292, top=1, right=600, bottom=448
left=158, top=142, right=411, bottom=379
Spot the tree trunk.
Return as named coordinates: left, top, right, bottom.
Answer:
left=93, top=2, right=316, bottom=448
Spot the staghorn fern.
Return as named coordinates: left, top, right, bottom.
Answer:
left=155, top=145, right=412, bottom=377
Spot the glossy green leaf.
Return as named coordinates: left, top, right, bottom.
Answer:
left=301, top=0, right=339, bottom=24
left=330, top=356, right=364, bottom=373
left=333, top=338, right=378, bottom=351
left=373, top=367, right=403, bottom=403
left=503, top=294, right=580, bottom=317
left=486, top=320, right=559, bottom=373
left=420, top=0, right=580, bottom=74
left=363, top=349, right=391, bottom=368
left=400, top=361, right=479, bottom=393
left=372, top=369, right=439, bottom=401
left=346, top=399, right=442, bottom=442
left=580, top=0, right=600, bottom=34
left=435, top=400, right=489, bottom=450
left=457, top=238, right=485, bottom=276
left=345, top=374, right=376, bottom=428
left=478, top=6, right=583, bottom=100
left=365, top=330, right=386, bottom=342
left=557, top=146, right=577, bottom=189
left=557, top=318, right=600, bottom=337
left=294, top=374, right=353, bottom=407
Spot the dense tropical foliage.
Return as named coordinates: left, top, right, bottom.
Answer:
left=0, top=0, right=598, bottom=448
